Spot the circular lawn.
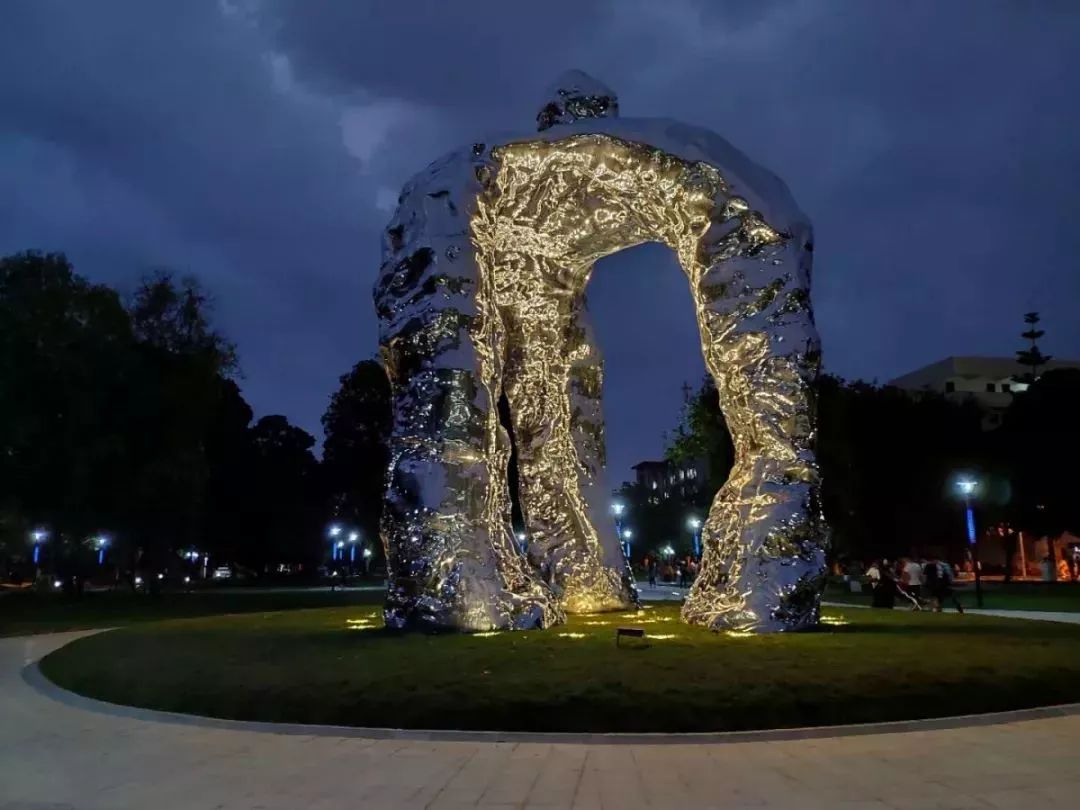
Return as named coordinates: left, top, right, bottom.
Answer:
left=38, top=604, right=1080, bottom=733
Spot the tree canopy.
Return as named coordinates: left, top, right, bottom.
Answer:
left=321, top=359, right=392, bottom=551
left=0, top=251, right=372, bottom=587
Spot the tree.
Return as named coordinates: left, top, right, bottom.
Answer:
left=1002, top=369, right=1080, bottom=576
left=815, top=377, right=989, bottom=562
left=120, top=271, right=240, bottom=583
left=1014, top=312, right=1051, bottom=387
left=666, top=372, right=991, bottom=563
left=0, top=253, right=246, bottom=589
left=237, top=415, right=322, bottom=571
left=321, top=360, right=392, bottom=554
left=129, top=270, right=237, bottom=373
left=200, top=378, right=256, bottom=564
left=0, top=251, right=136, bottom=569
left=666, top=377, right=734, bottom=497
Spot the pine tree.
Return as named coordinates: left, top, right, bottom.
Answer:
left=1014, top=312, right=1051, bottom=386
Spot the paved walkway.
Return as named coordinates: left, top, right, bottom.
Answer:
left=642, top=583, right=1080, bottom=626
left=820, top=601, right=1080, bottom=625
left=3, top=633, right=1080, bottom=808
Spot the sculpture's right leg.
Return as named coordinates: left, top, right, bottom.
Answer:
left=374, top=167, right=559, bottom=632
left=681, top=213, right=827, bottom=632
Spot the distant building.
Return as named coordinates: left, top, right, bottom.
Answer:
left=888, top=355, right=1080, bottom=427
left=632, top=458, right=707, bottom=503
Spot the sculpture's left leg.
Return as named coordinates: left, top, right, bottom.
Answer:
left=499, top=277, right=635, bottom=613
left=682, top=213, right=828, bottom=632
left=374, top=156, right=561, bottom=632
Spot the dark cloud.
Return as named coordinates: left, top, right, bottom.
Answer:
left=3, top=0, right=1079, bottom=481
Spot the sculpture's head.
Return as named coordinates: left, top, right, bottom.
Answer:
left=536, top=70, right=620, bottom=132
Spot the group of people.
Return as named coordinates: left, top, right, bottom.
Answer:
left=645, top=555, right=698, bottom=588
left=866, top=556, right=964, bottom=613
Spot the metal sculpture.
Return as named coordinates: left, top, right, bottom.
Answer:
left=374, top=71, right=827, bottom=633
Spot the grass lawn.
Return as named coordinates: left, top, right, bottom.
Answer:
left=0, top=588, right=380, bottom=637
left=825, top=581, right=1080, bottom=613
left=39, top=603, right=1080, bottom=734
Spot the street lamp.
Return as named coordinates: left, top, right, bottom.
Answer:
left=94, top=534, right=109, bottom=566
left=348, top=531, right=359, bottom=564
left=620, top=527, right=633, bottom=560
left=687, top=516, right=702, bottom=558
left=327, top=524, right=343, bottom=560
left=611, top=502, right=627, bottom=560
left=955, top=476, right=983, bottom=608
left=30, top=528, right=48, bottom=566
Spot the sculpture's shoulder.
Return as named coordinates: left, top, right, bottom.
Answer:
left=521, top=117, right=811, bottom=236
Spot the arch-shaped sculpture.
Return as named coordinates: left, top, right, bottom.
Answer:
left=374, top=71, right=827, bottom=633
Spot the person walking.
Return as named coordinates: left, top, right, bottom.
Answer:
left=901, top=557, right=925, bottom=610
left=647, top=556, right=658, bottom=587
left=924, top=556, right=964, bottom=613
left=869, top=559, right=897, bottom=609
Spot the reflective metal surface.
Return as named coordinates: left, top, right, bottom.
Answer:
left=374, top=72, right=826, bottom=632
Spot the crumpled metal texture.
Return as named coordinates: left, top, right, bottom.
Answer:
left=374, top=72, right=826, bottom=632
left=374, top=144, right=562, bottom=632
left=536, top=69, right=619, bottom=133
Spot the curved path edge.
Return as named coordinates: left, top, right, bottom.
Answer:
left=26, top=630, right=1080, bottom=746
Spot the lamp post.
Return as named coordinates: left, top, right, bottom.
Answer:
left=328, top=524, right=342, bottom=560
left=30, top=528, right=47, bottom=568
left=94, top=535, right=109, bottom=566
left=348, top=531, right=359, bottom=569
left=687, top=516, right=702, bottom=558
left=956, top=478, right=983, bottom=609
left=620, top=528, right=633, bottom=561
left=611, top=502, right=626, bottom=560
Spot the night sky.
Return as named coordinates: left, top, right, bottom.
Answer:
left=3, top=1, right=1079, bottom=482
